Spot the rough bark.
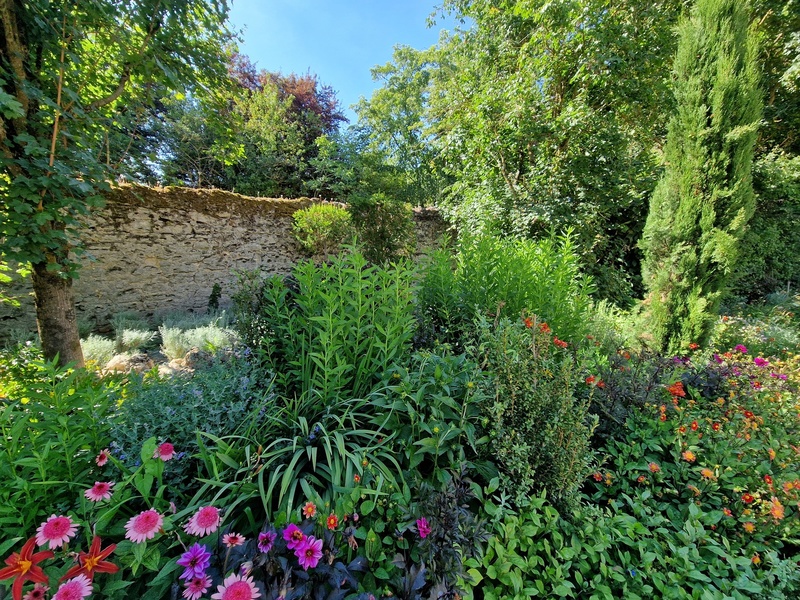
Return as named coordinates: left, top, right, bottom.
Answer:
left=31, top=261, right=85, bottom=368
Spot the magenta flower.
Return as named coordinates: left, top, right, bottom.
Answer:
left=153, top=442, right=175, bottom=461
left=95, top=449, right=111, bottom=467
left=735, top=344, right=748, bottom=354
left=177, top=543, right=211, bottom=581
left=183, top=575, right=212, bottom=600
left=257, top=530, right=276, bottom=553
left=416, top=517, right=431, bottom=539
left=222, top=533, right=245, bottom=548
left=36, top=515, right=78, bottom=549
left=124, top=509, right=164, bottom=543
left=210, top=574, right=261, bottom=600
left=84, top=481, right=114, bottom=502
left=185, top=506, right=221, bottom=537
left=754, top=357, right=769, bottom=368
left=295, top=536, right=323, bottom=570
left=23, top=583, right=49, bottom=600
left=53, top=574, right=92, bottom=600
left=282, top=523, right=306, bottom=550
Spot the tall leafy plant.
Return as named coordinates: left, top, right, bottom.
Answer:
left=640, top=0, right=762, bottom=352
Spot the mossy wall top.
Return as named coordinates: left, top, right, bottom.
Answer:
left=0, top=185, right=444, bottom=336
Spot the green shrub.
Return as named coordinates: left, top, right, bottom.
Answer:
left=416, top=232, right=594, bottom=349
left=159, top=319, right=238, bottom=361
left=118, top=329, right=157, bottom=353
left=472, top=315, right=597, bottom=507
left=292, top=202, right=353, bottom=256
left=107, top=355, right=274, bottom=499
left=348, top=192, right=415, bottom=263
left=0, top=349, right=119, bottom=540
left=81, top=334, right=117, bottom=366
left=369, top=351, right=494, bottom=485
left=233, top=248, right=416, bottom=404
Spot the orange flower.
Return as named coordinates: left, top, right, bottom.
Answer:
left=585, top=375, right=596, bottom=385
left=689, top=343, right=700, bottom=350
left=539, top=322, right=551, bottom=335
left=690, top=420, right=699, bottom=431
left=678, top=425, right=687, bottom=434
left=783, top=481, right=795, bottom=493
left=523, top=317, right=534, bottom=328
left=764, top=474, right=773, bottom=486
left=667, top=381, right=686, bottom=398
left=592, top=472, right=603, bottom=482
left=637, top=475, right=646, bottom=484
left=553, top=337, right=568, bottom=348
left=353, top=474, right=361, bottom=483
left=741, top=493, right=755, bottom=504
left=302, top=502, right=317, bottom=519
left=768, top=448, right=776, bottom=460
left=722, top=508, right=732, bottom=517
left=769, top=496, right=785, bottom=520
left=743, top=521, right=756, bottom=533
left=752, top=554, right=761, bottom=565
left=682, top=450, right=696, bottom=463
left=648, top=462, right=660, bottom=473
left=700, top=468, right=716, bottom=480
left=712, top=422, right=721, bottom=432
left=326, top=513, right=339, bottom=530
left=659, top=413, right=667, bottom=422
left=597, top=380, right=605, bottom=389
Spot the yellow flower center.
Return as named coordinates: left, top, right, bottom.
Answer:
left=83, top=555, right=101, bottom=571
left=17, top=559, right=32, bottom=575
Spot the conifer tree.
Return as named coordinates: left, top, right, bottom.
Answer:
left=640, top=0, right=762, bottom=353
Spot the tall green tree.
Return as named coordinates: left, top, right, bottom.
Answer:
left=640, top=0, right=762, bottom=352
left=0, top=0, right=231, bottom=365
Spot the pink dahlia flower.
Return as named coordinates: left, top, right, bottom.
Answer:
left=53, top=574, right=92, bottom=600
left=36, top=515, right=78, bottom=549
left=84, top=481, right=114, bottom=502
left=124, top=509, right=164, bottom=543
left=222, top=532, right=245, bottom=548
left=416, top=517, right=431, bottom=539
left=282, top=523, right=305, bottom=550
left=210, top=573, right=261, bottom=600
left=295, top=535, right=323, bottom=570
left=184, top=506, right=221, bottom=537
left=183, top=574, right=212, bottom=600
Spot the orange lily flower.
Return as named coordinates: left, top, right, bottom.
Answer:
left=61, top=536, right=118, bottom=582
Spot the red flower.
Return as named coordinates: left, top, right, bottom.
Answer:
left=596, top=380, right=605, bottom=389
left=523, top=317, right=534, bottom=328
left=659, top=413, right=667, bottom=422
left=667, top=381, right=686, bottom=398
left=585, top=376, right=596, bottom=385
left=539, top=322, right=551, bottom=335
left=742, top=493, right=755, bottom=504
left=61, top=536, right=118, bottom=582
left=764, top=474, right=773, bottom=486
left=326, top=514, right=339, bottom=531
left=592, top=472, right=603, bottom=482
left=689, top=343, right=700, bottom=350
left=0, top=538, right=53, bottom=600
left=712, top=422, right=721, bottom=432
left=743, top=410, right=755, bottom=419
left=678, top=425, right=687, bottom=434
left=553, top=337, right=568, bottom=349
left=690, top=421, right=698, bottom=431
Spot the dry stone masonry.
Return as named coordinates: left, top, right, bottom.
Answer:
left=0, top=185, right=445, bottom=339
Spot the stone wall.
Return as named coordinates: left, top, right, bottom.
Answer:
left=0, top=185, right=446, bottom=338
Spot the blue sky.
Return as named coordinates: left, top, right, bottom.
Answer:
left=228, top=1, right=460, bottom=122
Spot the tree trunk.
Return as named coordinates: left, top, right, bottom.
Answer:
left=31, top=261, right=85, bottom=368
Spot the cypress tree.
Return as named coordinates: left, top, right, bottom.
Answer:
left=640, top=0, right=762, bottom=353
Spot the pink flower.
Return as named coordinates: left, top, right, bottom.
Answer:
left=735, top=344, right=748, bottom=354
left=53, top=575, right=92, bottom=600
left=183, top=575, right=212, bottom=600
left=23, top=583, right=49, bottom=600
left=185, top=506, right=221, bottom=537
left=222, top=533, right=245, bottom=548
left=36, top=515, right=78, bottom=549
left=153, top=442, right=175, bottom=461
left=295, top=536, right=323, bottom=570
left=257, top=531, right=276, bottom=553
left=210, top=573, right=261, bottom=600
left=301, top=501, right=317, bottom=519
left=282, top=523, right=306, bottom=550
left=95, top=449, right=111, bottom=467
left=84, top=481, right=114, bottom=502
left=416, top=517, right=431, bottom=539
left=124, top=509, right=164, bottom=543
left=754, top=357, right=769, bottom=368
